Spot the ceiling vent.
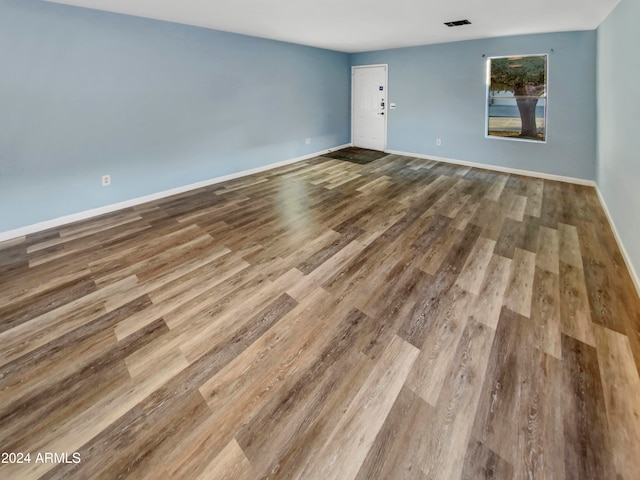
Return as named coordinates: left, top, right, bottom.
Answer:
left=444, top=19, right=472, bottom=27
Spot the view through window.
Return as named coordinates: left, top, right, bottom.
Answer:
left=486, top=54, right=547, bottom=142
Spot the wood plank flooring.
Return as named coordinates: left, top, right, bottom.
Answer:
left=1, top=152, right=640, bottom=479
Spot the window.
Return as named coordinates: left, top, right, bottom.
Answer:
left=486, top=54, right=547, bottom=142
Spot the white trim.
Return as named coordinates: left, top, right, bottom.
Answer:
left=0, top=144, right=351, bottom=243
left=485, top=133, right=548, bottom=145
left=595, top=187, right=640, bottom=298
left=385, top=149, right=596, bottom=186
left=351, top=64, right=388, bottom=151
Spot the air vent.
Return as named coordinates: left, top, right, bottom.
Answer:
left=444, top=19, right=472, bottom=27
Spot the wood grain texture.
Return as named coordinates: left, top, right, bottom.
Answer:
left=593, top=325, right=640, bottom=480
left=297, top=335, right=418, bottom=480
left=472, top=308, right=565, bottom=479
left=460, top=438, right=514, bottom=480
left=561, top=334, right=616, bottom=480
left=1, top=151, right=639, bottom=479
left=354, top=386, right=433, bottom=480
left=503, top=247, right=537, bottom=318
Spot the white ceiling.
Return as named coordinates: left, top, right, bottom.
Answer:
left=44, top=0, right=620, bottom=53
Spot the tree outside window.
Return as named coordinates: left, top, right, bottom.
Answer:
left=486, top=55, right=547, bottom=142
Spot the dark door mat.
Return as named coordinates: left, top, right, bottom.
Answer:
left=323, top=147, right=388, bottom=164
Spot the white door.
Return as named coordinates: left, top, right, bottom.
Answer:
left=352, top=65, right=387, bottom=151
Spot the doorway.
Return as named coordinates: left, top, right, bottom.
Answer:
left=351, top=64, right=388, bottom=151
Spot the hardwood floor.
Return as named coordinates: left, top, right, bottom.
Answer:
left=1, top=152, right=639, bottom=479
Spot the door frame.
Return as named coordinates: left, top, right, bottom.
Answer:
left=351, top=64, right=388, bottom=151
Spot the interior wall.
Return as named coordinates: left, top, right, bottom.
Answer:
left=597, top=0, right=640, bottom=284
left=351, top=31, right=597, bottom=181
left=0, top=0, right=350, bottom=232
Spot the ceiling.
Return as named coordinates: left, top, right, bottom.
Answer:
left=44, top=0, right=620, bottom=53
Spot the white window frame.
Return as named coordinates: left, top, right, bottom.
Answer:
left=485, top=54, right=548, bottom=144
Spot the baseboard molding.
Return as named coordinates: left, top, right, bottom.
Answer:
left=0, top=144, right=351, bottom=243
left=385, top=149, right=597, bottom=186
left=595, top=187, right=640, bottom=298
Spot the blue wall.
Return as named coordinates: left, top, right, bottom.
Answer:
left=0, top=0, right=350, bottom=232
left=351, top=31, right=597, bottom=180
left=597, top=0, right=640, bottom=282
left=0, top=1, right=605, bottom=236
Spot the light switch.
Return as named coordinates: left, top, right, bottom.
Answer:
left=389, top=103, right=397, bottom=110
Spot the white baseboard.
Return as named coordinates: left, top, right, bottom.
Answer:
left=595, top=187, right=640, bottom=298
left=0, top=144, right=351, bottom=243
left=385, top=149, right=597, bottom=186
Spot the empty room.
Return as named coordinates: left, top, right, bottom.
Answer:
left=1, top=0, right=639, bottom=478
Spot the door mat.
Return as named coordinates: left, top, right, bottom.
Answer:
left=323, top=147, right=388, bottom=165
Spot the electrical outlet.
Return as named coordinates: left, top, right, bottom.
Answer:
left=102, top=174, right=111, bottom=186
left=305, top=138, right=311, bottom=145
left=436, top=138, right=442, bottom=146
